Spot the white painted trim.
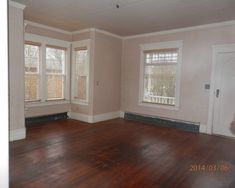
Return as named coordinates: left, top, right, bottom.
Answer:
left=199, top=124, right=207, bottom=134
left=70, top=112, right=93, bottom=123
left=24, top=33, right=71, bottom=103
left=72, top=28, right=123, bottom=40
left=94, top=28, right=123, bottom=40
left=138, top=102, right=179, bottom=111
left=138, top=40, right=182, bottom=110
left=123, top=20, right=235, bottom=40
left=93, top=111, right=121, bottom=123
left=70, top=111, right=121, bottom=123
left=9, top=1, right=26, bottom=9
left=207, top=43, right=235, bottom=134
left=10, top=128, right=26, bottom=141
left=25, top=20, right=235, bottom=41
left=71, top=28, right=92, bottom=35
left=24, top=20, right=71, bottom=35
left=120, top=111, right=125, bottom=118
left=25, top=100, right=70, bottom=108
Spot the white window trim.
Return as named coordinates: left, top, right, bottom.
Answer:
left=24, top=33, right=71, bottom=106
left=139, top=40, right=183, bottom=110
left=71, top=39, right=91, bottom=105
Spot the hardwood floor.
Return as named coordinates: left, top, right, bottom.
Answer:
left=10, top=118, right=235, bottom=188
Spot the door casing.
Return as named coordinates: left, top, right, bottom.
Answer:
left=207, top=43, right=235, bottom=135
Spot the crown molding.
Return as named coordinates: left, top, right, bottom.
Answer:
left=72, top=28, right=123, bottom=40
left=24, top=19, right=235, bottom=41
left=123, top=20, right=235, bottom=40
left=94, top=28, right=123, bottom=40
left=9, top=0, right=26, bottom=9
left=24, top=20, right=72, bottom=35
left=71, top=28, right=93, bottom=35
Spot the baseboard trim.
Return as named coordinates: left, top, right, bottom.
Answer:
left=120, top=111, right=125, bottom=118
left=199, top=124, right=207, bottom=134
left=124, top=112, right=200, bottom=133
left=10, top=128, right=26, bottom=141
left=70, top=111, right=122, bottom=123
left=93, top=111, right=121, bottom=123
left=70, top=112, right=93, bottom=123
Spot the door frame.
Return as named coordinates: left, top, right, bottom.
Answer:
left=207, top=43, right=235, bottom=134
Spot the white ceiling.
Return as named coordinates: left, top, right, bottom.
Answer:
left=13, top=0, right=235, bottom=36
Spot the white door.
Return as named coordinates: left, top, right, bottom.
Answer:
left=213, top=52, right=235, bottom=138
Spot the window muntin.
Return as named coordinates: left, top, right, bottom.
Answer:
left=46, top=46, right=66, bottom=100
left=143, top=48, right=178, bottom=106
left=24, top=36, right=69, bottom=105
left=24, top=43, right=40, bottom=102
left=74, top=47, right=88, bottom=102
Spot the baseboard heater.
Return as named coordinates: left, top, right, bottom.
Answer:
left=124, top=112, right=200, bottom=133
left=25, top=112, right=68, bottom=126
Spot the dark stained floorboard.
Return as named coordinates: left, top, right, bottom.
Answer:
left=10, top=118, right=235, bottom=188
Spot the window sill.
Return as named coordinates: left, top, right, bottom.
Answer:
left=71, top=100, right=89, bottom=106
left=25, top=99, right=70, bottom=108
left=138, top=101, right=179, bottom=110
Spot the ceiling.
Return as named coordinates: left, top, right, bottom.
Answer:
left=13, top=0, right=235, bottom=36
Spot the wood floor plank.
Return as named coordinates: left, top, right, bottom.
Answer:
left=10, top=119, right=235, bottom=188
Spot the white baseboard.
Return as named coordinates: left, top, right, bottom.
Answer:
left=120, top=111, right=125, bottom=118
left=10, top=128, right=26, bottom=141
left=199, top=124, right=207, bottom=134
left=70, top=111, right=122, bottom=123
left=93, top=111, right=121, bottom=123
left=70, top=112, right=93, bottom=123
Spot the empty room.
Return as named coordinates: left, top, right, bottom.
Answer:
left=5, top=0, right=235, bottom=187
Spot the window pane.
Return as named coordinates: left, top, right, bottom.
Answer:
left=75, top=49, right=88, bottom=101
left=25, top=44, right=39, bottom=73
left=46, top=48, right=65, bottom=74
left=24, top=44, right=40, bottom=101
left=25, top=74, right=39, bottom=101
left=76, top=76, right=87, bottom=100
left=46, top=47, right=66, bottom=100
left=47, top=75, right=64, bottom=99
left=143, top=65, right=176, bottom=105
left=145, top=50, right=178, bottom=64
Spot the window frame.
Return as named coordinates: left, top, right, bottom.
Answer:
left=139, top=40, right=183, bottom=110
left=71, top=39, right=91, bottom=105
left=24, top=33, right=70, bottom=107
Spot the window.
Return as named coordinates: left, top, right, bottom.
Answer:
left=24, top=41, right=41, bottom=102
left=24, top=34, right=70, bottom=105
left=140, top=41, right=182, bottom=108
left=72, top=40, right=90, bottom=104
left=74, top=47, right=88, bottom=101
left=46, top=45, right=66, bottom=100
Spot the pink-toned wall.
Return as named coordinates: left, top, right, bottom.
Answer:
left=121, top=24, right=235, bottom=126
left=25, top=25, right=72, bottom=41
left=9, top=6, right=25, bottom=131
left=93, top=32, right=122, bottom=115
